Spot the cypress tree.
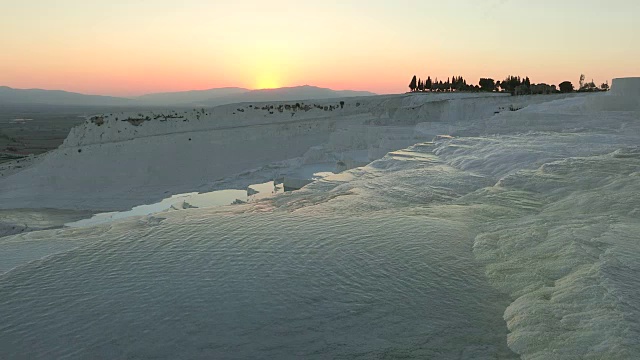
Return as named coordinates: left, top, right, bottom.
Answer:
left=409, top=75, right=417, bottom=92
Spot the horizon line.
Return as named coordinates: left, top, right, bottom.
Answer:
left=0, top=84, right=380, bottom=98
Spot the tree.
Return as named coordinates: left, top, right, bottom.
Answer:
left=579, top=74, right=585, bottom=90
left=495, top=81, right=502, bottom=91
left=409, top=75, right=417, bottom=92
left=479, top=78, right=496, bottom=92
left=559, top=81, right=574, bottom=93
left=452, top=76, right=466, bottom=91
left=426, top=76, right=432, bottom=91
left=585, top=79, right=597, bottom=91
left=501, top=75, right=522, bottom=94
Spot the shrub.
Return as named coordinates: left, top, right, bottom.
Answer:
left=559, top=81, right=574, bottom=93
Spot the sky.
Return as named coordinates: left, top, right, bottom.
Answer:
left=1, top=0, right=638, bottom=96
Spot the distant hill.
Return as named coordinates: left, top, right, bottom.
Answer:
left=0, top=85, right=376, bottom=108
left=0, top=86, right=131, bottom=107
left=200, top=85, right=376, bottom=106
left=134, top=87, right=249, bottom=106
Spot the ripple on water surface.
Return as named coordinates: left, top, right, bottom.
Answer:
left=0, top=212, right=515, bottom=359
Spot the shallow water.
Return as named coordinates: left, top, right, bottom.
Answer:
left=0, top=213, right=515, bottom=359
left=0, top=145, right=518, bottom=358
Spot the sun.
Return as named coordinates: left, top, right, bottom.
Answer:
left=255, top=73, right=281, bottom=89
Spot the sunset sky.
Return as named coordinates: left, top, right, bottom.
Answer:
left=1, top=0, right=638, bottom=96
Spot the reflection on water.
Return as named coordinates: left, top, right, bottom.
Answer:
left=66, top=164, right=341, bottom=229
left=66, top=181, right=284, bottom=228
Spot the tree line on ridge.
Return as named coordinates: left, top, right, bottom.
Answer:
left=408, top=74, right=609, bottom=95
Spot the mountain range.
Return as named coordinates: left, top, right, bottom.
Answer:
left=0, top=85, right=376, bottom=107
